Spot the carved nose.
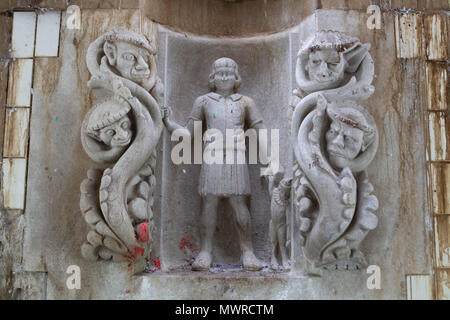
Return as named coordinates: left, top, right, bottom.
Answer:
left=135, top=56, right=148, bottom=70
left=116, top=128, right=129, bottom=139
left=333, top=134, right=345, bottom=148
left=319, top=62, right=329, bottom=76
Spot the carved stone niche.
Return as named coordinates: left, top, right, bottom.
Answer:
left=80, top=29, right=163, bottom=268
left=78, top=28, right=379, bottom=275
left=291, top=31, right=379, bottom=270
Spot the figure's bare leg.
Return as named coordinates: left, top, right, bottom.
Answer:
left=192, top=195, right=219, bottom=271
left=277, top=225, right=290, bottom=270
left=269, top=221, right=279, bottom=269
left=228, top=196, right=263, bottom=271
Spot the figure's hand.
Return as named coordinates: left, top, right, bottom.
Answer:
left=113, top=79, right=134, bottom=104
left=161, top=106, right=171, bottom=120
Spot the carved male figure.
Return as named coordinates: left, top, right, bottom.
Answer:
left=163, top=58, right=273, bottom=271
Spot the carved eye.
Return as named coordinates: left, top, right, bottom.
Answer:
left=345, top=136, right=356, bottom=143
left=123, top=53, right=135, bottom=62
left=313, top=60, right=320, bottom=65
left=121, top=121, right=130, bottom=129
left=106, top=129, right=115, bottom=136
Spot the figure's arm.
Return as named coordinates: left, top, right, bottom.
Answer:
left=162, top=96, right=204, bottom=136
left=162, top=107, right=184, bottom=133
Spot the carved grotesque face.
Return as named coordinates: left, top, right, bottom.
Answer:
left=213, top=67, right=237, bottom=92
left=87, top=99, right=132, bottom=150
left=326, top=120, right=364, bottom=169
left=306, top=48, right=345, bottom=85
left=97, top=115, right=132, bottom=148
left=105, top=41, right=152, bottom=84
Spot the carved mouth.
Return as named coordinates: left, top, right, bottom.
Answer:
left=113, top=137, right=131, bottom=147
left=132, top=72, right=151, bottom=79
left=314, top=76, right=336, bottom=83
left=327, top=149, right=346, bottom=158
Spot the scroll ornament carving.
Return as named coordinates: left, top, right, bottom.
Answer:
left=80, top=29, right=163, bottom=266
left=291, top=31, right=379, bottom=270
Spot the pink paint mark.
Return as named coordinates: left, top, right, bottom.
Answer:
left=179, top=236, right=197, bottom=255
left=137, top=222, right=150, bottom=242
left=153, top=259, right=161, bottom=270
left=123, top=246, right=146, bottom=271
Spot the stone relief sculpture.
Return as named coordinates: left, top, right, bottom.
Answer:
left=266, top=173, right=292, bottom=271
left=291, top=31, right=379, bottom=270
left=163, top=58, right=276, bottom=271
left=80, top=29, right=163, bottom=266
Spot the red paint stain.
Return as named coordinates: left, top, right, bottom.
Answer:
left=153, top=259, right=161, bottom=270
left=123, top=246, right=146, bottom=270
left=126, top=290, right=131, bottom=294
left=179, top=235, right=197, bottom=255
left=137, top=222, right=150, bottom=242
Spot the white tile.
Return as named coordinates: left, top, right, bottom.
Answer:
left=3, top=158, right=27, bottom=210
left=7, top=59, right=34, bottom=107
left=12, top=12, right=37, bottom=58
left=406, top=275, right=434, bottom=300
left=35, top=11, right=61, bottom=57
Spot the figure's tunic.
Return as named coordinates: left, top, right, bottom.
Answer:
left=188, top=92, right=263, bottom=196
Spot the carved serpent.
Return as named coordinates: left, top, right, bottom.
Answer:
left=89, top=76, right=163, bottom=256
left=291, top=82, right=378, bottom=267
